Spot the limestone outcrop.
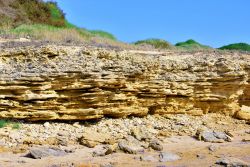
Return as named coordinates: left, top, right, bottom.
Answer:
left=0, top=45, right=249, bottom=121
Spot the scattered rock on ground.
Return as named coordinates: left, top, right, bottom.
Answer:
left=118, top=140, right=144, bottom=154
left=196, top=130, right=232, bottom=143
left=216, top=157, right=250, bottom=167
left=78, top=130, right=112, bottom=148
left=140, top=155, right=158, bottom=162
left=28, top=147, right=67, bottom=159
left=159, top=152, right=181, bottom=162
left=196, top=154, right=206, bottom=159
left=208, top=145, right=218, bottom=152
left=149, top=139, right=163, bottom=151
left=131, top=127, right=152, bottom=141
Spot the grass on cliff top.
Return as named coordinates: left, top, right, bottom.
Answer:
left=0, top=0, right=118, bottom=43
left=3, top=24, right=91, bottom=43
left=175, top=39, right=211, bottom=50
left=89, top=30, right=117, bottom=40
left=0, top=24, right=118, bottom=43
left=219, top=43, right=250, bottom=52
left=134, top=38, right=173, bottom=49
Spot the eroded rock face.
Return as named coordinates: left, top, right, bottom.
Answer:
left=0, top=45, right=250, bottom=120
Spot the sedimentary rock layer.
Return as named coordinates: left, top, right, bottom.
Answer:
left=0, top=45, right=249, bottom=120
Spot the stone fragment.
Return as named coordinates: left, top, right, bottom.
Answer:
left=208, top=145, right=218, bottom=152
left=242, top=138, right=250, bottom=142
left=118, top=140, right=144, bottom=154
left=216, top=157, right=250, bottom=167
left=43, top=122, right=50, bottom=128
left=73, top=122, right=81, bottom=128
left=100, top=163, right=114, bottom=167
left=140, top=155, right=158, bottom=162
left=93, top=147, right=108, bottom=157
left=78, top=130, right=112, bottom=148
left=149, top=139, right=163, bottom=151
left=236, top=106, right=250, bottom=121
left=28, top=147, right=67, bottom=159
left=196, top=130, right=232, bottom=143
left=159, top=152, right=181, bottom=162
left=130, top=127, right=152, bottom=141
left=196, top=154, right=206, bottom=159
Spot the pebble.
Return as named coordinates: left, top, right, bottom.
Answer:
left=43, top=122, right=50, bottom=128
left=196, top=154, right=206, bottom=159
left=208, top=145, right=218, bottom=152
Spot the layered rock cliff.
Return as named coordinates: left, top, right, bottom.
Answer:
left=0, top=45, right=249, bottom=121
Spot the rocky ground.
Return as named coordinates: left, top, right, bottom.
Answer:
left=0, top=113, right=249, bottom=167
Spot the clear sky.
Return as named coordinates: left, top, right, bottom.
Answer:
left=52, top=0, right=250, bottom=48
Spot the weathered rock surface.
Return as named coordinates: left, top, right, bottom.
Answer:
left=196, top=130, right=232, bottom=143
left=159, top=152, right=181, bottom=162
left=28, top=147, right=67, bottom=159
left=0, top=45, right=250, bottom=120
left=216, top=157, right=250, bottom=167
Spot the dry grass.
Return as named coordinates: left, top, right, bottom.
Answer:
left=0, top=24, right=91, bottom=43
left=34, top=28, right=87, bottom=43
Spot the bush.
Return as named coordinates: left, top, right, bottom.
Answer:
left=219, top=43, right=250, bottom=52
left=175, top=39, right=210, bottom=50
left=46, top=1, right=66, bottom=27
left=134, top=38, right=173, bottom=49
left=4, top=0, right=66, bottom=27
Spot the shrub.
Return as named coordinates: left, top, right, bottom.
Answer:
left=175, top=39, right=210, bottom=50
left=3, top=0, right=66, bottom=27
left=46, top=1, right=66, bottom=27
left=134, top=38, right=173, bottom=49
left=219, top=43, right=250, bottom=52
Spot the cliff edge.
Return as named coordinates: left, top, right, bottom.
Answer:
left=0, top=44, right=250, bottom=121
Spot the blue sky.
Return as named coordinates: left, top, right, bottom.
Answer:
left=52, top=0, right=249, bottom=47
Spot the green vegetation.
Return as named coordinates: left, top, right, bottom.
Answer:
left=0, top=0, right=117, bottom=43
left=89, top=30, right=117, bottom=40
left=8, top=0, right=66, bottom=27
left=175, top=39, right=210, bottom=50
left=12, top=123, right=21, bottom=130
left=219, top=43, right=250, bottom=52
left=2, top=24, right=91, bottom=43
left=1, top=24, right=118, bottom=43
left=0, top=120, right=8, bottom=128
left=134, top=38, right=173, bottom=49
left=0, top=120, right=20, bottom=129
